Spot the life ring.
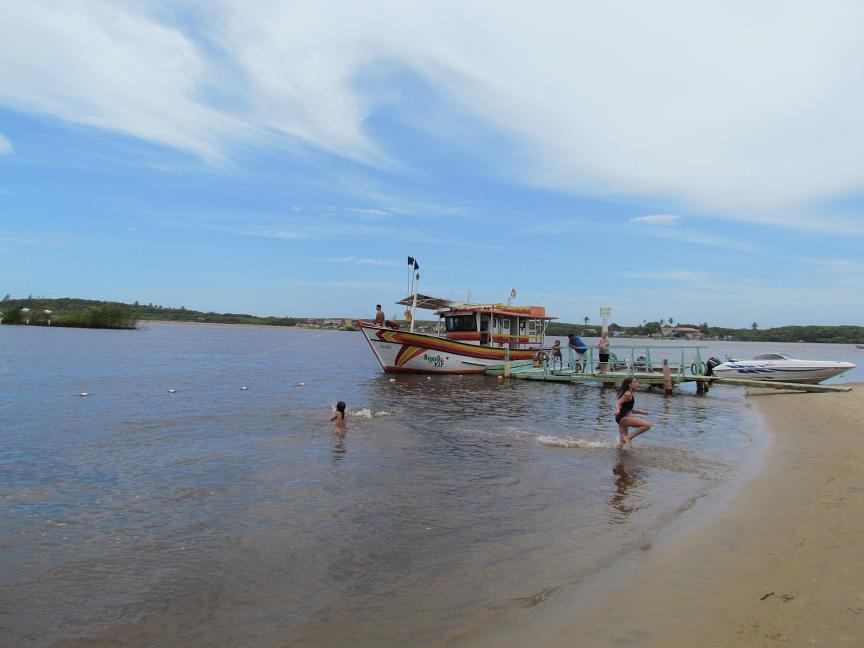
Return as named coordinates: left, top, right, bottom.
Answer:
left=690, top=361, right=706, bottom=375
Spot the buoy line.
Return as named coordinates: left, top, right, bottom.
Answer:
left=247, top=331, right=330, bottom=357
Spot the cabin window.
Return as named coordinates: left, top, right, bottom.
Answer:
left=445, top=315, right=477, bottom=332
left=520, top=320, right=526, bottom=330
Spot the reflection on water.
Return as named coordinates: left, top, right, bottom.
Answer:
left=331, top=434, right=347, bottom=462
left=0, top=323, right=765, bottom=647
left=609, top=459, right=646, bottom=522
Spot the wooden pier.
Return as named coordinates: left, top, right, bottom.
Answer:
left=484, top=346, right=853, bottom=394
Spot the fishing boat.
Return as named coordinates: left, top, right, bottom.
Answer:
left=358, top=293, right=555, bottom=374
left=711, top=353, right=855, bottom=384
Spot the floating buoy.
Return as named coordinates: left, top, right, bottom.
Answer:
left=389, top=378, right=396, bottom=382
left=298, top=382, right=305, bottom=387
left=168, top=389, right=176, bottom=394
left=79, top=392, right=89, bottom=397
left=497, top=375, right=504, bottom=383
left=427, top=376, right=431, bottom=380
left=240, top=386, right=248, bottom=391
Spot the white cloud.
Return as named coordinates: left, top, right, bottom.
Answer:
left=0, top=133, right=12, bottom=155
left=331, top=256, right=400, bottom=266
left=3, top=2, right=864, bottom=230
left=630, top=214, right=679, bottom=226
left=800, top=257, right=864, bottom=272
left=629, top=226, right=761, bottom=252
left=618, top=270, right=710, bottom=282
left=523, top=220, right=585, bottom=235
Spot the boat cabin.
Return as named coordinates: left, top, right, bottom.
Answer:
left=396, top=293, right=554, bottom=350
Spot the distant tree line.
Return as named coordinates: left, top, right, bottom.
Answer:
left=547, top=320, right=864, bottom=344
left=3, top=296, right=862, bottom=342
left=1, top=302, right=136, bottom=329
left=0, top=297, right=303, bottom=329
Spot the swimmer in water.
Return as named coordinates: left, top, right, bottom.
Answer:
left=330, top=401, right=347, bottom=434
left=614, top=377, right=651, bottom=449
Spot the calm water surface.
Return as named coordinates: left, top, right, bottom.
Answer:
left=2, top=323, right=858, bottom=646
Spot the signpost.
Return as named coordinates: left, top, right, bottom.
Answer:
left=600, top=307, right=611, bottom=335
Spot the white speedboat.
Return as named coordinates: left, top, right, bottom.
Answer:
left=711, top=353, right=855, bottom=384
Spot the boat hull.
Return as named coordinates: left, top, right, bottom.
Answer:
left=712, top=361, right=854, bottom=384
left=358, top=321, right=537, bottom=374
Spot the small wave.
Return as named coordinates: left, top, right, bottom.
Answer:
left=536, top=435, right=612, bottom=449
left=349, top=408, right=396, bottom=419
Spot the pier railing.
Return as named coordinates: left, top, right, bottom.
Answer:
left=543, top=344, right=709, bottom=377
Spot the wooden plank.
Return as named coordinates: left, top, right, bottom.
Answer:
left=685, top=376, right=852, bottom=393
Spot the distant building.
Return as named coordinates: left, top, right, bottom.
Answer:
left=672, top=326, right=703, bottom=340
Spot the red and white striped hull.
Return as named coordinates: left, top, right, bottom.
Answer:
left=358, top=321, right=537, bottom=374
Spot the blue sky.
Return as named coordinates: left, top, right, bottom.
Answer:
left=2, top=1, right=864, bottom=327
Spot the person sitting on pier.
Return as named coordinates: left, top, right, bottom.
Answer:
left=374, top=304, right=385, bottom=326
left=551, top=339, right=563, bottom=369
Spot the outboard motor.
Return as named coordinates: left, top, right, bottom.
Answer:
left=705, top=356, right=722, bottom=377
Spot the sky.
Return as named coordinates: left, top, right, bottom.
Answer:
left=1, top=1, right=864, bottom=328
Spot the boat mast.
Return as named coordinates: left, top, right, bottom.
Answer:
left=411, top=272, right=420, bottom=333
left=410, top=269, right=419, bottom=333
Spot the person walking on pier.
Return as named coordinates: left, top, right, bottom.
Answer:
left=614, top=377, right=652, bottom=449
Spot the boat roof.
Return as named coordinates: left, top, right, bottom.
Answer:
left=395, top=293, right=460, bottom=310
left=395, top=294, right=555, bottom=319
left=442, top=304, right=554, bottom=320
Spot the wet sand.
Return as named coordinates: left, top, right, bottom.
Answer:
left=468, top=385, right=864, bottom=647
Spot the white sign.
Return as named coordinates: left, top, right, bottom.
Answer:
left=599, top=307, right=611, bottom=335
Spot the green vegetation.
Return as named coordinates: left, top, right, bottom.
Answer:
left=2, top=296, right=862, bottom=342
left=0, top=299, right=137, bottom=329
left=547, top=320, right=864, bottom=344
left=0, top=297, right=304, bottom=330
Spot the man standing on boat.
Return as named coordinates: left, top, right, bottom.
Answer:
left=374, top=304, right=385, bottom=326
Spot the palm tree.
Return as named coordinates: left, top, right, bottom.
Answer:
left=668, top=316, right=674, bottom=327
left=751, top=322, right=758, bottom=330
left=583, top=316, right=589, bottom=326
left=659, top=318, right=665, bottom=328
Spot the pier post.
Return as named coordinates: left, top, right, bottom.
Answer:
left=662, top=359, right=673, bottom=396
left=504, top=344, right=510, bottom=378
left=695, top=372, right=705, bottom=395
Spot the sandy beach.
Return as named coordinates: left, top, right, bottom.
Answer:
left=468, top=384, right=864, bottom=647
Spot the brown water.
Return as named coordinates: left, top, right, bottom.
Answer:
left=5, top=323, right=845, bottom=646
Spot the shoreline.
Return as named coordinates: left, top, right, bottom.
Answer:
left=466, top=384, right=864, bottom=647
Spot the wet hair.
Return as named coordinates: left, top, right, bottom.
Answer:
left=376, top=304, right=382, bottom=309
left=617, top=377, right=634, bottom=398
left=336, top=401, right=346, bottom=418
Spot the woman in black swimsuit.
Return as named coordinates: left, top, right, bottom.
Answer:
left=614, top=377, right=652, bottom=449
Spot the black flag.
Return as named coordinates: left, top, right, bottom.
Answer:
left=407, top=256, right=414, bottom=267
left=413, top=259, right=420, bottom=270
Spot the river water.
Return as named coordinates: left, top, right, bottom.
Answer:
left=1, top=323, right=859, bottom=646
